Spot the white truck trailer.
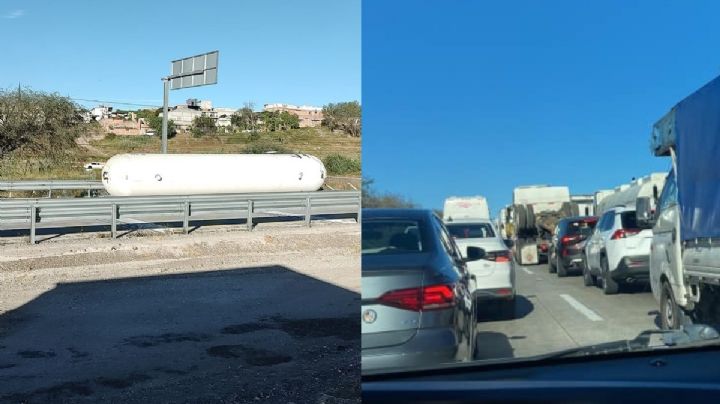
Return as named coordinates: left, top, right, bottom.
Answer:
left=443, top=196, right=490, bottom=222
left=642, top=74, right=720, bottom=329
left=595, top=174, right=666, bottom=216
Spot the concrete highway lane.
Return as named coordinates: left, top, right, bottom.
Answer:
left=474, top=263, right=659, bottom=361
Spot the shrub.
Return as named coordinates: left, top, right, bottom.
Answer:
left=323, top=154, right=361, bottom=175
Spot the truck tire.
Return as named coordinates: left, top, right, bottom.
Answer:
left=661, top=281, right=683, bottom=330
left=526, top=205, right=536, bottom=229
left=600, top=255, right=619, bottom=295
left=515, top=205, right=527, bottom=231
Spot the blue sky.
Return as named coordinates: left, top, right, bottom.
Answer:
left=363, top=0, right=720, bottom=213
left=0, top=0, right=359, bottom=110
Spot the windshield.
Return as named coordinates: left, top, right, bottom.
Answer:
left=445, top=223, right=496, bottom=239
left=362, top=219, right=425, bottom=254
left=621, top=211, right=639, bottom=229
left=566, top=219, right=597, bottom=237
left=360, top=0, right=720, bottom=379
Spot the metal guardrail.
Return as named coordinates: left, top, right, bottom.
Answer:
left=0, top=180, right=104, bottom=191
left=0, top=180, right=104, bottom=197
left=0, top=191, right=361, bottom=244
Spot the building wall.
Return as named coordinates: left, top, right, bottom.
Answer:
left=264, top=103, right=323, bottom=128
left=100, top=117, right=150, bottom=136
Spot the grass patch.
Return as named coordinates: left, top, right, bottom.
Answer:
left=243, top=142, right=291, bottom=154
left=323, top=154, right=361, bottom=175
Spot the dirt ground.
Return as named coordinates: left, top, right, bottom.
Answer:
left=0, top=222, right=360, bottom=403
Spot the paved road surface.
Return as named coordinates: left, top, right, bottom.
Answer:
left=474, top=263, right=659, bottom=360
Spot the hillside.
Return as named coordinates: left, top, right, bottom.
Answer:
left=0, top=127, right=361, bottom=188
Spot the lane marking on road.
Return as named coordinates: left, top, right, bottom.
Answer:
left=559, top=294, right=604, bottom=322
left=522, top=267, right=533, bottom=275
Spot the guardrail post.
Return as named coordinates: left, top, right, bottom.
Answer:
left=357, top=195, right=362, bottom=223
left=247, top=200, right=254, bottom=231
left=305, top=196, right=312, bottom=227
left=111, top=203, right=117, bottom=238
left=29, top=204, right=37, bottom=245
left=183, top=200, right=190, bottom=234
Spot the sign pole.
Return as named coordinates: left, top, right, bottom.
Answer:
left=161, top=77, right=169, bottom=154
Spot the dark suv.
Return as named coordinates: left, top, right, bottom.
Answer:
left=549, top=216, right=598, bottom=277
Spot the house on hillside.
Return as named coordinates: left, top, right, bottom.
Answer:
left=263, top=103, right=323, bottom=128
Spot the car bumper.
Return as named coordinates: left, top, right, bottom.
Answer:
left=361, top=328, right=460, bottom=372
left=473, top=287, right=515, bottom=301
left=561, top=253, right=584, bottom=270
left=610, top=255, right=649, bottom=282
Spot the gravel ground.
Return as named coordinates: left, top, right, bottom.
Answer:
left=0, top=222, right=360, bottom=403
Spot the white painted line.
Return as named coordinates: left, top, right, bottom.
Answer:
left=559, top=294, right=603, bottom=322
left=522, top=268, right=533, bottom=275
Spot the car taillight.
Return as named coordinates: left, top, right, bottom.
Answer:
left=611, top=229, right=640, bottom=240
left=485, top=250, right=511, bottom=262
left=378, top=284, right=456, bottom=311
left=561, top=235, right=581, bottom=245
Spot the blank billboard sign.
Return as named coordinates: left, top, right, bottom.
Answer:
left=170, top=51, right=218, bottom=90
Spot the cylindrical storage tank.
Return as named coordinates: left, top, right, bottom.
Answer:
left=101, top=153, right=326, bottom=196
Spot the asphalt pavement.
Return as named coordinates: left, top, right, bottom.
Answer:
left=474, top=263, right=659, bottom=360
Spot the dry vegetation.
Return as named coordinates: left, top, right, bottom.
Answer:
left=1, top=127, right=360, bottom=181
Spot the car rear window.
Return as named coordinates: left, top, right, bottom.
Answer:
left=620, top=211, right=639, bottom=229
left=445, top=223, right=495, bottom=239
left=362, top=220, right=425, bottom=255
left=565, top=219, right=597, bottom=237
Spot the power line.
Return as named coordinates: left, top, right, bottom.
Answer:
left=69, top=97, right=162, bottom=108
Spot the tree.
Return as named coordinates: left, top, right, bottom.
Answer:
left=146, top=115, right=176, bottom=138
left=231, top=102, right=258, bottom=131
left=279, top=111, right=300, bottom=129
left=322, top=101, right=361, bottom=137
left=190, top=115, right=216, bottom=137
left=362, top=178, right=417, bottom=208
left=136, top=108, right=161, bottom=120
left=0, top=87, right=84, bottom=158
left=260, top=111, right=281, bottom=132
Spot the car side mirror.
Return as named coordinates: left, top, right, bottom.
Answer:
left=636, top=197, right=656, bottom=228
left=465, top=246, right=486, bottom=262
left=503, top=239, right=514, bottom=249
left=653, top=185, right=659, bottom=202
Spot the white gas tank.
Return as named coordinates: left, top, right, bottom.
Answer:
left=101, top=153, right=326, bottom=196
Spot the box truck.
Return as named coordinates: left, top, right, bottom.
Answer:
left=642, top=75, right=720, bottom=329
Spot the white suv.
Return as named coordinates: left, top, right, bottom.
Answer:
left=583, top=207, right=653, bottom=294
left=445, top=219, right=516, bottom=316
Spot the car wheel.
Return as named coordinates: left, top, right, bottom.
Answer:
left=661, top=281, right=683, bottom=330
left=601, top=255, right=619, bottom=295
left=582, top=255, right=594, bottom=286
left=548, top=252, right=557, bottom=273
left=556, top=254, right=567, bottom=277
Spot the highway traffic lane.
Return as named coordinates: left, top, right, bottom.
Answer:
left=474, top=263, right=658, bottom=360
left=0, top=265, right=360, bottom=403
